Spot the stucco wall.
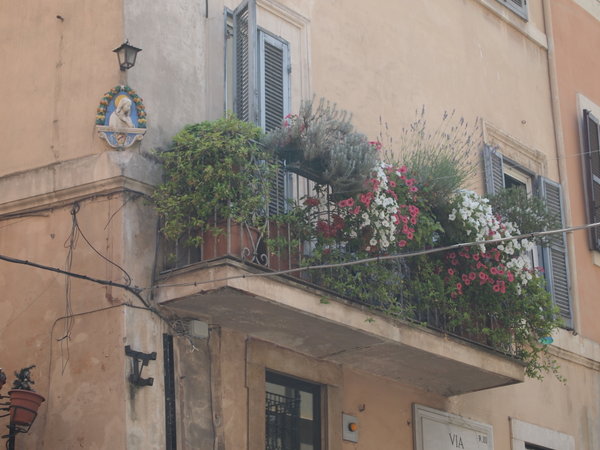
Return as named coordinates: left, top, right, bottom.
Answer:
left=550, top=0, right=600, bottom=343
left=0, top=198, right=130, bottom=448
left=0, top=0, right=124, bottom=177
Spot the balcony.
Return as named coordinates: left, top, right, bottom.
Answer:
left=154, top=170, right=528, bottom=396
left=153, top=115, right=561, bottom=393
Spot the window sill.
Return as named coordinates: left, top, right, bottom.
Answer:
left=592, top=250, right=600, bottom=268
left=473, top=0, right=548, bottom=49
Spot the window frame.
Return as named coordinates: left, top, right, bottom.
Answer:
left=265, top=371, right=321, bottom=450
left=482, top=144, right=572, bottom=327
left=495, top=0, right=528, bottom=21
left=582, top=109, right=600, bottom=251
left=510, top=418, right=574, bottom=450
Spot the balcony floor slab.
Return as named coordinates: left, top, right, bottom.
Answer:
left=155, top=259, right=525, bottom=396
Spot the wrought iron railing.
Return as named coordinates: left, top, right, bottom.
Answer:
left=159, top=165, right=520, bottom=358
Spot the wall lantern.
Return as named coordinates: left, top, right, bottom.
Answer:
left=113, top=40, right=142, bottom=71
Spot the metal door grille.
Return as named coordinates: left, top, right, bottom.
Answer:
left=265, top=391, right=300, bottom=450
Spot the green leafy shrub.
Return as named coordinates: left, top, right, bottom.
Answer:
left=153, top=115, right=276, bottom=247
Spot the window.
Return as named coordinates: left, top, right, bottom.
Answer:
left=483, top=145, right=572, bottom=327
left=495, top=0, right=528, bottom=21
left=231, top=0, right=291, bottom=131
left=582, top=109, right=600, bottom=251
left=510, top=418, right=574, bottom=450
left=525, top=444, right=553, bottom=450
left=265, top=371, right=321, bottom=450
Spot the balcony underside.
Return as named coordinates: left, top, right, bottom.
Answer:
left=155, top=258, right=525, bottom=396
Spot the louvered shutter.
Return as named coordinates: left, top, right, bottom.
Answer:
left=483, top=145, right=505, bottom=195
left=583, top=110, right=600, bottom=250
left=495, top=0, right=528, bottom=20
left=259, top=32, right=290, bottom=131
left=259, top=32, right=290, bottom=214
left=233, top=0, right=258, bottom=124
left=536, top=177, right=572, bottom=327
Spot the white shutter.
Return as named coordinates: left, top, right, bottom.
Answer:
left=536, top=176, right=572, bottom=327
left=483, top=144, right=505, bottom=195
left=233, top=0, right=258, bottom=124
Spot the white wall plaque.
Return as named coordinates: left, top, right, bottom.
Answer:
left=413, top=404, right=493, bottom=450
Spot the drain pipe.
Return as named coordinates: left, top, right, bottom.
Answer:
left=542, top=0, right=580, bottom=330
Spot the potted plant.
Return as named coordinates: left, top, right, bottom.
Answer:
left=8, top=365, right=45, bottom=427
left=153, top=115, right=277, bottom=259
left=261, top=97, right=378, bottom=197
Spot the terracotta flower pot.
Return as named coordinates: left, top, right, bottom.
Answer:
left=201, top=222, right=264, bottom=263
left=9, top=389, right=45, bottom=426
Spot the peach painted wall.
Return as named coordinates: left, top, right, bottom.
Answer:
left=0, top=0, right=124, bottom=177
left=550, top=0, right=600, bottom=342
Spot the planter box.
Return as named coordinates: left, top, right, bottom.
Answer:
left=201, top=222, right=265, bottom=263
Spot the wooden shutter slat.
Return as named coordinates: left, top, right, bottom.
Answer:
left=537, top=176, right=572, bottom=326
left=233, top=0, right=257, bottom=124
left=583, top=110, right=600, bottom=250
left=483, top=145, right=505, bottom=195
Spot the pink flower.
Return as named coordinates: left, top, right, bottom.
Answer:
left=490, top=267, right=498, bottom=275
left=507, top=272, right=514, bottom=282
left=469, top=272, right=476, bottom=281
left=406, top=231, right=414, bottom=240
left=398, top=240, right=407, bottom=248
left=448, top=268, right=455, bottom=276
left=406, top=178, right=415, bottom=186
left=389, top=181, right=397, bottom=188
left=493, top=284, right=501, bottom=292
left=410, top=217, right=417, bottom=225
left=410, top=186, right=418, bottom=192
left=478, top=272, right=487, bottom=280
left=399, top=165, right=408, bottom=174
left=351, top=206, right=361, bottom=215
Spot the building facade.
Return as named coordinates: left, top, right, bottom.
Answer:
left=1, top=0, right=599, bottom=449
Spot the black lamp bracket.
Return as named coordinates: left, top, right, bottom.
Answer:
left=125, top=346, right=156, bottom=386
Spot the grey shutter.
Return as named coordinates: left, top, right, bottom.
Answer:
left=259, top=32, right=290, bottom=214
left=583, top=110, right=600, bottom=250
left=259, top=32, right=290, bottom=132
left=536, top=177, right=572, bottom=327
left=495, top=0, right=528, bottom=20
left=233, top=0, right=258, bottom=124
left=483, top=145, right=505, bottom=195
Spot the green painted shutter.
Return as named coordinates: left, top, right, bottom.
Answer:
left=536, top=176, right=572, bottom=327
left=483, top=144, right=505, bottom=195
left=583, top=110, right=600, bottom=251
left=233, top=0, right=257, bottom=124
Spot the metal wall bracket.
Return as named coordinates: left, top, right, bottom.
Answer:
left=125, top=345, right=157, bottom=386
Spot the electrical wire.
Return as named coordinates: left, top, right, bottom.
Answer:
left=151, top=221, right=600, bottom=289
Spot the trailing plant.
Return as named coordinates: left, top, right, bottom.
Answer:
left=153, top=115, right=277, bottom=247
left=486, top=186, right=560, bottom=245
left=261, top=97, right=378, bottom=195
left=292, top=161, right=561, bottom=379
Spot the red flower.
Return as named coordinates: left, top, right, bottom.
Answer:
left=304, top=197, right=320, bottom=207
